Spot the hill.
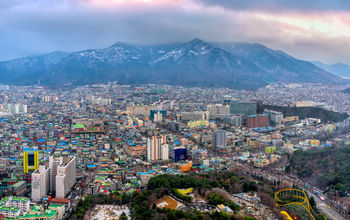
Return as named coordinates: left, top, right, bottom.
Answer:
left=288, top=146, right=350, bottom=196
left=342, top=88, right=350, bottom=94
left=0, top=39, right=343, bottom=89
left=258, top=104, right=348, bottom=123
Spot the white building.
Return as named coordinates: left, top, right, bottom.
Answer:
left=177, top=111, right=210, bottom=121
left=147, top=135, right=168, bottom=161
left=7, top=104, right=27, bottom=114
left=153, top=111, right=163, bottom=122
left=160, top=144, right=169, bottom=161
left=86, top=95, right=112, bottom=105
left=126, top=104, right=154, bottom=116
left=0, top=196, right=30, bottom=219
left=31, top=165, right=50, bottom=202
left=207, top=104, right=229, bottom=119
left=264, top=109, right=283, bottom=127
left=49, top=156, right=63, bottom=193
left=56, top=157, right=76, bottom=198
left=6, top=197, right=30, bottom=214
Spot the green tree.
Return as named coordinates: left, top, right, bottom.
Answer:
left=309, top=196, right=316, bottom=210
left=120, top=212, right=128, bottom=220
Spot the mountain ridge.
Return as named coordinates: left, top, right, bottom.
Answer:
left=311, top=61, right=350, bottom=79
left=0, top=39, right=344, bottom=89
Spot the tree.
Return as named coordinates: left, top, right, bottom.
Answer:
left=309, top=197, right=316, bottom=210
left=335, top=183, right=347, bottom=197
left=120, top=212, right=128, bottom=220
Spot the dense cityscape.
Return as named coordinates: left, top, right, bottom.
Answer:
left=0, top=83, right=348, bottom=219
left=3, top=0, right=350, bottom=220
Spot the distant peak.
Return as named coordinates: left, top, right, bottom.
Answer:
left=188, top=38, right=206, bottom=45
left=109, top=41, right=131, bottom=48
left=181, top=38, right=212, bottom=50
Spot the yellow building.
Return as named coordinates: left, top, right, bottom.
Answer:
left=283, top=116, right=299, bottom=123
left=187, top=120, right=209, bottom=128
left=310, top=139, right=320, bottom=146
left=23, top=150, right=39, bottom=173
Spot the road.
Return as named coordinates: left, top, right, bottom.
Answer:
left=307, top=192, right=345, bottom=220
left=243, top=167, right=346, bottom=220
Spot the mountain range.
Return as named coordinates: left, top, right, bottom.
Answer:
left=0, top=39, right=345, bottom=89
left=311, top=61, right=350, bottom=79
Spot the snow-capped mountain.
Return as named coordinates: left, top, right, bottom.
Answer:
left=0, top=39, right=344, bottom=89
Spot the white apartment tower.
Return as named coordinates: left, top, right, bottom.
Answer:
left=31, top=165, right=50, bottom=202
left=56, top=157, right=76, bottom=198
left=49, top=156, right=63, bottom=193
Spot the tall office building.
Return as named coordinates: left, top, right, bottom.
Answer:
left=23, top=149, right=39, bottom=173
left=213, top=130, right=227, bottom=149
left=230, top=102, right=257, bottom=115
left=31, top=165, right=50, bottom=202
left=147, top=135, right=168, bottom=161
left=56, top=157, right=76, bottom=198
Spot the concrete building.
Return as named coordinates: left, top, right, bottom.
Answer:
left=147, top=135, right=168, bottom=161
left=31, top=165, right=50, bottom=202
left=49, top=156, right=63, bottom=193
left=11, top=181, right=27, bottom=196
left=0, top=196, right=30, bottom=219
left=264, top=109, right=283, bottom=127
left=177, top=111, right=210, bottom=121
left=126, top=146, right=147, bottom=156
left=230, top=102, right=257, bottom=115
left=56, top=157, right=76, bottom=198
left=126, top=104, right=154, bottom=116
left=207, top=104, right=229, bottom=119
left=247, top=114, right=269, bottom=129
left=153, top=111, right=163, bottom=122
left=224, top=115, right=242, bottom=127
left=7, top=104, right=27, bottom=114
left=23, top=149, right=39, bottom=174
left=213, top=130, right=227, bottom=149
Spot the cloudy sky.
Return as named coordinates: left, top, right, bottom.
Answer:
left=1, top=0, right=350, bottom=64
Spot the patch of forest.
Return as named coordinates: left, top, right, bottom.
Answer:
left=287, top=146, right=350, bottom=196
left=258, top=104, right=348, bottom=123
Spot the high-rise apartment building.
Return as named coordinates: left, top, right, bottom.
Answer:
left=49, top=156, right=63, bottom=193
left=56, top=157, right=76, bottom=198
left=31, top=165, right=50, bottom=202
left=213, top=130, right=227, bottom=149
left=147, top=135, right=168, bottom=161
left=31, top=156, right=76, bottom=201
left=7, top=104, right=27, bottom=114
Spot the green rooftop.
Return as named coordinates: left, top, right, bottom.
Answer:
left=0, top=206, right=19, bottom=212
left=18, top=209, right=57, bottom=219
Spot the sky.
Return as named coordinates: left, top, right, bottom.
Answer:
left=1, top=0, right=350, bottom=64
